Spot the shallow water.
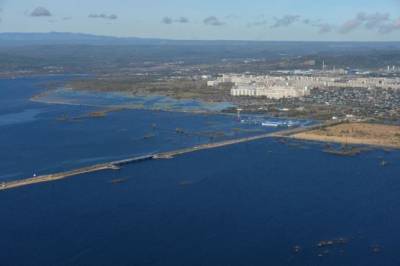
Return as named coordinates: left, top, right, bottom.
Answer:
left=0, top=108, right=43, bottom=126
left=0, top=76, right=398, bottom=266
left=0, top=76, right=294, bottom=181
left=35, top=87, right=235, bottom=112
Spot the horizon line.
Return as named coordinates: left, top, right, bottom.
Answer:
left=1, top=31, right=400, bottom=43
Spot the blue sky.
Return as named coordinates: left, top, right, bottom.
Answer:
left=0, top=0, right=399, bottom=41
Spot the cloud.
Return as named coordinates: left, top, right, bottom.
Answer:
left=162, top=17, right=173, bottom=24
left=30, top=7, right=52, bottom=17
left=162, top=16, right=189, bottom=24
left=176, top=17, right=189, bottom=23
left=88, top=13, right=118, bottom=20
left=62, top=17, right=72, bottom=21
left=362, top=12, right=390, bottom=29
left=304, top=19, right=334, bottom=34
left=339, top=19, right=362, bottom=34
left=271, top=15, right=300, bottom=28
left=300, top=12, right=399, bottom=35
left=203, top=16, right=225, bottom=26
left=316, top=23, right=334, bottom=34
left=339, top=12, right=390, bottom=34
left=378, top=18, right=400, bottom=33
left=0, top=8, right=2, bottom=23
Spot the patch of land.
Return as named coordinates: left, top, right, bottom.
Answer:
left=56, top=107, right=125, bottom=122
left=66, top=76, right=400, bottom=121
left=291, top=122, right=400, bottom=149
left=68, top=78, right=232, bottom=102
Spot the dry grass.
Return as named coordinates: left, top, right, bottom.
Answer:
left=292, top=123, right=400, bottom=148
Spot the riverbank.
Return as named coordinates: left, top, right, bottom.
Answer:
left=291, top=122, right=400, bottom=149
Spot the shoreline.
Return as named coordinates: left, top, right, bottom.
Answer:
left=30, top=88, right=325, bottom=122
left=0, top=73, right=91, bottom=80
left=1, top=119, right=399, bottom=191
left=290, top=135, right=400, bottom=149
left=30, top=93, right=235, bottom=116
left=290, top=122, right=400, bottom=150
left=0, top=121, right=334, bottom=191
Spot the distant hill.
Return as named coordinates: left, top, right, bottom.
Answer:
left=0, top=32, right=276, bottom=46
left=0, top=32, right=168, bottom=46
left=1, top=32, right=400, bottom=72
left=1, top=32, right=400, bottom=50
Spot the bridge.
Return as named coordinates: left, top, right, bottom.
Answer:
left=0, top=120, right=344, bottom=191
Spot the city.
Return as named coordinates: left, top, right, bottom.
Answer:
left=204, top=70, right=400, bottom=120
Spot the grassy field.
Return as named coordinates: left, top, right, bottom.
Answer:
left=292, top=123, right=400, bottom=148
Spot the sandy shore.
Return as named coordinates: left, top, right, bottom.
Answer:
left=291, top=122, right=400, bottom=149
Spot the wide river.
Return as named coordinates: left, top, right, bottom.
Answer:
left=0, top=76, right=399, bottom=266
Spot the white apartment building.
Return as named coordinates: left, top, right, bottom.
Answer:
left=230, top=84, right=310, bottom=99
left=208, top=74, right=400, bottom=99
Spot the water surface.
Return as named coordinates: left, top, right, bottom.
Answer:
left=0, top=76, right=398, bottom=266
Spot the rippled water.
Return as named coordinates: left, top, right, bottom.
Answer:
left=0, top=76, right=398, bottom=266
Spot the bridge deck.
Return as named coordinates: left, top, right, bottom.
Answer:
left=0, top=120, right=341, bottom=191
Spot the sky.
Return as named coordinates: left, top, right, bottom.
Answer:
left=0, top=0, right=400, bottom=41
